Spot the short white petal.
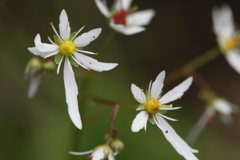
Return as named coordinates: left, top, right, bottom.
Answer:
left=59, top=9, right=71, bottom=40
left=69, top=150, right=93, bottom=155
left=130, top=84, right=146, bottom=103
left=154, top=114, right=199, bottom=160
left=225, top=50, right=240, bottom=74
left=74, top=28, right=102, bottom=47
left=28, top=74, right=41, bottom=99
left=34, top=34, right=59, bottom=52
left=160, top=77, right=193, bottom=104
left=110, top=20, right=145, bottom=35
left=74, top=53, right=118, bottom=71
left=150, top=71, right=165, bottom=99
left=28, top=47, right=58, bottom=58
left=131, top=111, right=149, bottom=132
left=92, top=148, right=105, bottom=160
left=127, top=9, right=155, bottom=26
left=95, top=0, right=111, bottom=17
left=108, top=153, right=115, bottom=160
left=115, top=0, right=133, bottom=11
left=63, top=58, right=82, bottom=129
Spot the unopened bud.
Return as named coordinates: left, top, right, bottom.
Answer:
left=29, top=57, right=42, bottom=71
left=111, top=139, right=124, bottom=153
left=42, top=61, right=56, bottom=72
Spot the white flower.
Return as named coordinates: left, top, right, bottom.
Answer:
left=131, top=71, right=198, bottom=160
left=212, top=5, right=240, bottom=74
left=69, top=145, right=115, bottom=160
left=28, top=9, right=118, bottom=129
left=95, top=0, right=155, bottom=35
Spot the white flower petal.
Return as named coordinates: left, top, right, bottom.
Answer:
left=69, top=150, right=93, bottom=155
left=130, top=84, right=146, bottom=103
left=59, top=9, right=71, bottom=40
left=160, top=107, right=182, bottom=110
left=131, top=111, right=149, bottom=132
left=28, top=47, right=58, bottom=58
left=225, top=50, right=240, bottom=74
left=57, top=56, right=64, bottom=74
left=74, top=53, right=118, bottom=72
left=115, top=0, right=133, bottom=11
left=214, top=99, right=233, bottom=115
left=108, top=152, right=115, bottom=160
left=150, top=71, right=165, bottom=99
left=92, top=148, right=105, bottom=160
left=74, top=28, right=102, bottom=47
left=95, top=0, right=111, bottom=17
left=159, top=113, right=178, bottom=121
left=212, top=5, right=235, bottom=39
left=154, top=114, right=199, bottom=160
left=63, top=58, right=82, bottom=129
left=110, top=20, right=145, bottom=35
left=127, top=9, right=155, bottom=26
left=160, top=77, right=193, bottom=104
left=28, top=73, right=41, bottom=99
left=34, top=34, right=59, bottom=53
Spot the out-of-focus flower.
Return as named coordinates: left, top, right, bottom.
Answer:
left=28, top=9, right=118, bottom=129
left=69, top=145, right=115, bottom=160
left=25, top=58, right=56, bottom=98
left=186, top=91, right=239, bottom=145
left=95, top=0, right=155, bottom=35
left=131, top=71, right=198, bottom=160
left=212, top=5, right=240, bottom=74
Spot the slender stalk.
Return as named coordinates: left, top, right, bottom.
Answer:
left=108, top=104, right=120, bottom=138
left=167, top=47, right=221, bottom=84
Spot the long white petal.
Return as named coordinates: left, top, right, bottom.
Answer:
left=92, top=148, right=105, bottom=160
left=28, top=73, right=41, bottom=99
left=127, top=9, right=155, bottom=26
left=225, top=50, right=240, bottom=74
left=131, top=111, right=149, bottom=132
left=115, top=0, right=133, bottom=11
left=59, top=9, right=71, bottom=41
left=74, top=28, right=102, bottom=47
left=74, top=53, right=118, bottom=72
left=130, top=84, right=146, bottom=103
left=150, top=71, right=165, bottom=99
left=110, top=20, right=145, bottom=35
left=154, top=114, right=199, bottom=160
left=63, top=58, right=82, bottom=129
left=94, top=0, right=111, bottom=17
left=34, top=34, right=59, bottom=52
left=69, top=150, right=93, bottom=155
left=160, top=77, right=193, bottom=104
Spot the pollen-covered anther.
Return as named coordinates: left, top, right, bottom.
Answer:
left=162, top=78, right=165, bottom=80
left=89, top=62, right=92, bottom=65
left=88, top=68, right=91, bottom=71
left=60, top=41, right=76, bottom=56
left=225, top=37, right=239, bottom=50
left=49, top=22, right=53, bottom=25
left=166, top=130, right=168, bottom=133
left=146, top=98, right=160, bottom=114
left=93, top=36, right=96, bottom=38
left=95, top=53, right=99, bottom=56
left=178, top=97, right=182, bottom=99
left=141, top=89, right=144, bottom=92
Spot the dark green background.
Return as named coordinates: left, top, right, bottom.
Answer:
left=1, top=0, right=240, bottom=159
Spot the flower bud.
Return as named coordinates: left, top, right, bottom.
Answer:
left=29, top=57, right=42, bottom=71
left=42, top=61, right=56, bottom=72
left=111, top=139, right=124, bottom=153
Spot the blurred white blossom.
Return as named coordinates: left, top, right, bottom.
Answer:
left=28, top=9, right=118, bottom=129
left=131, top=71, right=198, bottom=160
left=212, top=5, right=240, bottom=74
left=95, top=0, right=155, bottom=35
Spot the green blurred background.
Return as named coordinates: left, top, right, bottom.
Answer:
left=1, top=0, right=240, bottom=159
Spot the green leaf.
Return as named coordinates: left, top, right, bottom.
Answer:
left=69, top=56, right=79, bottom=67
left=54, top=35, right=62, bottom=46
left=54, top=53, right=62, bottom=64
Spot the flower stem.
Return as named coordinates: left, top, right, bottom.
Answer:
left=167, top=47, right=221, bottom=84
left=108, top=104, right=120, bottom=139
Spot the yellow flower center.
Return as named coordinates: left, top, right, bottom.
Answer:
left=225, top=37, right=239, bottom=50
left=60, top=41, right=76, bottom=56
left=146, top=98, right=160, bottom=114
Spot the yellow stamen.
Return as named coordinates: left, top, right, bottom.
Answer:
left=146, top=98, right=159, bottom=114
left=225, top=37, right=239, bottom=50
left=60, top=41, right=76, bottom=56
